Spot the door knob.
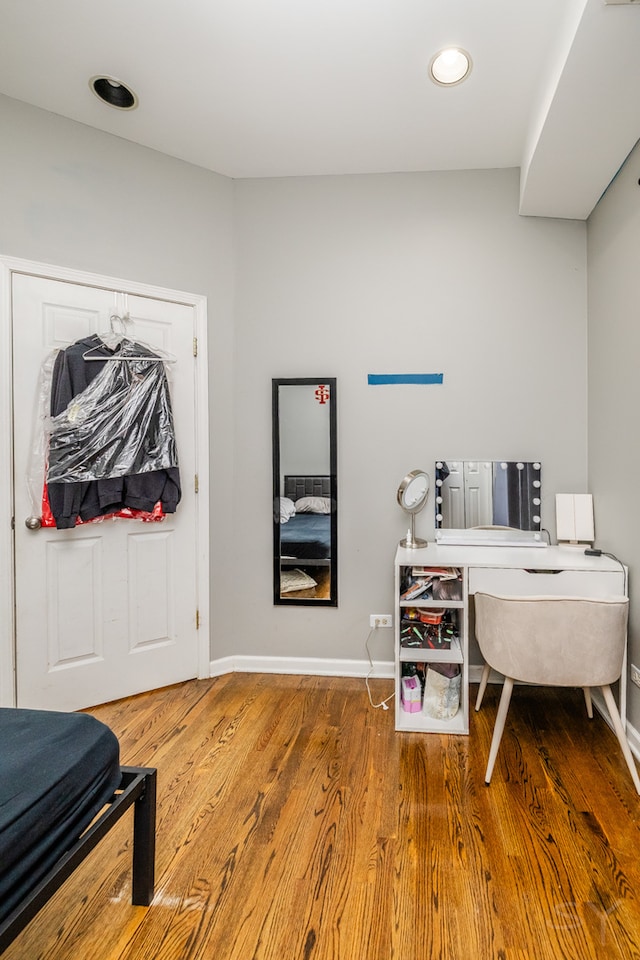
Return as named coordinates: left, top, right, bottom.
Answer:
left=25, top=516, right=42, bottom=530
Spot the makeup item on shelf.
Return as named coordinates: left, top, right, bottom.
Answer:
left=401, top=674, right=422, bottom=712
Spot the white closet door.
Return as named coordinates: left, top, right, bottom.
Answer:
left=12, top=274, right=200, bottom=710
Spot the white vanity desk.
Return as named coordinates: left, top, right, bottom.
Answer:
left=394, top=543, right=627, bottom=735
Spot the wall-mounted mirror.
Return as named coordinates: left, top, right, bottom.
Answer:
left=272, top=378, right=337, bottom=605
left=434, top=460, right=543, bottom=546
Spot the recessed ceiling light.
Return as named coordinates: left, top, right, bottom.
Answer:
left=429, top=48, right=472, bottom=87
left=89, top=76, right=138, bottom=110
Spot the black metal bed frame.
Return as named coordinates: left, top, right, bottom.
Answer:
left=0, top=765, right=157, bottom=953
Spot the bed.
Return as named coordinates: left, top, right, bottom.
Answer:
left=0, top=707, right=156, bottom=952
left=279, top=475, right=332, bottom=568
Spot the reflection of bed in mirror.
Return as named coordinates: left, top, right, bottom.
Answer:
left=434, top=460, right=545, bottom=547
left=279, top=476, right=332, bottom=599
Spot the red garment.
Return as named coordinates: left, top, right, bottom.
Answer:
left=41, top=482, right=165, bottom=527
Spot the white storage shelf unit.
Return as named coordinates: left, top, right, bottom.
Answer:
left=394, top=542, right=627, bottom=737
left=395, top=561, right=469, bottom=734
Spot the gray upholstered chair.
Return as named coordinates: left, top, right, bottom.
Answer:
left=474, top=592, right=640, bottom=794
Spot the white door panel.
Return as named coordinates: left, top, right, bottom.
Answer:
left=46, top=535, right=104, bottom=667
left=12, top=274, right=200, bottom=710
left=127, top=528, right=176, bottom=650
left=464, top=460, right=493, bottom=528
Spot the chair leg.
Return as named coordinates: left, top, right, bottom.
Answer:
left=485, top=676, right=514, bottom=785
left=600, top=685, right=640, bottom=795
left=583, top=686, right=593, bottom=719
left=475, top=663, right=491, bottom=711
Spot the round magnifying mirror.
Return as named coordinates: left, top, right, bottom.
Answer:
left=397, top=469, right=429, bottom=548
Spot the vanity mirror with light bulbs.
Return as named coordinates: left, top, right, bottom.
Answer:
left=434, top=460, right=544, bottom=546
left=272, top=378, right=337, bottom=606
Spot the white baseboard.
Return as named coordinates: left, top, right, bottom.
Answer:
left=590, top=688, right=640, bottom=761
left=210, top=654, right=395, bottom=680
left=468, top=664, right=488, bottom=684
left=626, top=719, right=640, bottom=761
left=210, top=656, right=489, bottom=682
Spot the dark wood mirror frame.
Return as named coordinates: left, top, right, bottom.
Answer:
left=272, top=378, right=337, bottom=606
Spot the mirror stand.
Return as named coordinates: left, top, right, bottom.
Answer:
left=397, top=469, right=430, bottom=549
left=400, top=512, right=428, bottom=549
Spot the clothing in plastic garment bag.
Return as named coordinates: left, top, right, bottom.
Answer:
left=45, top=335, right=181, bottom=529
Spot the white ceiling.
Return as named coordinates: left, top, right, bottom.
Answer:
left=1, top=0, right=639, bottom=220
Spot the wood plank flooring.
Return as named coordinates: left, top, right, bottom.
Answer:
left=4, top=674, right=640, bottom=960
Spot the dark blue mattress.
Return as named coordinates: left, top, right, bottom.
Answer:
left=280, top=513, right=331, bottom=560
left=0, top=708, right=121, bottom=924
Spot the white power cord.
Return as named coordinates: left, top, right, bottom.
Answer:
left=365, top=626, right=395, bottom=711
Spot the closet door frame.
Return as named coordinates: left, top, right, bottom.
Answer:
left=0, top=255, right=210, bottom=706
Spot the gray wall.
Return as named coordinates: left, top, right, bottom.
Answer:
left=0, top=94, right=237, bottom=656
left=587, top=139, right=640, bottom=731
left=0, top=94, right=594, bottom=673
left=231, top=170, right=588, bottom=665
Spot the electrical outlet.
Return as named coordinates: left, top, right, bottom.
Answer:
left=370, top=614, right=393, bottom=628
left=631, top=665, right=640, bottom=688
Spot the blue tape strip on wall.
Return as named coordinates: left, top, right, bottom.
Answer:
left=367, top=373, right=444, bottom=385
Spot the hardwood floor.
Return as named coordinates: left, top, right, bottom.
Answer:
left=5, top=675, right=640, bottom=959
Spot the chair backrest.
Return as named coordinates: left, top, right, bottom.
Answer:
left=474, top=593, right=629, bottom=687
